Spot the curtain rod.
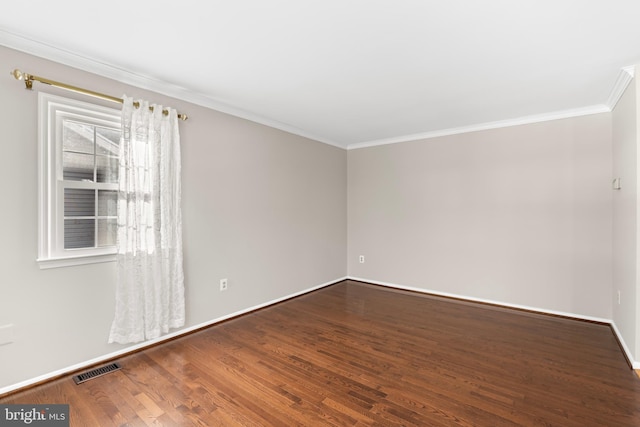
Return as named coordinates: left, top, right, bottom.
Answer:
left=10, top=69, right=188, bottom=121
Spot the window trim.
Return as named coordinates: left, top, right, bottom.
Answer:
left=37, top=93, right=121, bottom=269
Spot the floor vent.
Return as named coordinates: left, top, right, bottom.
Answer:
left=73, top=362, right=122, bottom=385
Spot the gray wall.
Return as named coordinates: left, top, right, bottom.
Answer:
left=612, top=73, right=638, bottom=360
left=348, top=115, right=613, bottom=319
left=0, top=42, right=631, bottom=391
left=0, top=45, right=347, bottom=390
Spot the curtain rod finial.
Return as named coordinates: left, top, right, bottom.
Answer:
left=11, top=69, right=23, bottom=80
left=10, top=69, right=33, bottom=89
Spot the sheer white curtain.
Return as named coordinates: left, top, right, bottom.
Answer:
left=108, top=96, right=185, bottom=344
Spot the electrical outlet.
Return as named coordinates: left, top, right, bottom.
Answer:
left=220, top=278, right=228, bottom=291
left=359, top=255, right=365, bottom=263
left=618, top=290, right=621, bottom=305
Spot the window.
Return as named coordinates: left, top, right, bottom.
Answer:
left=38, top=93, right=121, bottom=268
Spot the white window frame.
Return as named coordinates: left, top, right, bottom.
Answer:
left=38, top=93, right=121, bottom=269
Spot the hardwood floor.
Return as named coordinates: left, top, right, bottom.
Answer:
left=3, top=280, right=640, bottom=426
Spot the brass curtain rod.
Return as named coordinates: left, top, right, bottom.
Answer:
left=10, top=69, right=188, bottom=121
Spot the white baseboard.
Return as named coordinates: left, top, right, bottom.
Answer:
left=4, top=275, right=635, bottom=396
left=609, top=321, right=640, bottom=370
left=348, top=276, right=638, bottom=368
left=0, top=276, right=347, bottom=396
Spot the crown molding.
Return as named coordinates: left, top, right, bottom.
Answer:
left=1, top=28, right=633, bottom=151
left=606, top=66, right=635, bottom=111
left=347, top=104, right=610, bottom=150
left=0, top=28, right=344, bottom=149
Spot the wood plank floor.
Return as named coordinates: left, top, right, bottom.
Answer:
left=3, top=280, right=640, bottom=426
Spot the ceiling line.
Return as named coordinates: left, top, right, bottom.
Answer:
left=347, top=104, right=611, bottom=150
left=0, top=28, right=342, bottom=148
left=1, top=28, right=633, bottom=151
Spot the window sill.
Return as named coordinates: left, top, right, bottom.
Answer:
left=37, top=253, right=116, bottom=269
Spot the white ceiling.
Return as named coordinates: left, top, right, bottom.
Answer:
left=1, top=1, right=639, bottom=149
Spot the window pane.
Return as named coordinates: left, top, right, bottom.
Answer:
left=97, top=219, right=117, bottom=247
left=63, top=121, right=94, bottom=154
left=96, top=155, right=118, bottom=183
left=64, top=188, right=95, bottom=217
left=63, top=152, right=94, bottom=181
left=98, top=190, right=117, bottom=216
left=96, top=127, right=120, bottom=156
left=64, top=219, right=95, bottom=249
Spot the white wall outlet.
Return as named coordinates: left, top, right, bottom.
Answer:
left=359, top=255, right=365, bottom=263
left=618, top=290, right=621, bottom=305
left=0, top=323, right=14, bottom=346
left=220, top=278, right=228, bottom=291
